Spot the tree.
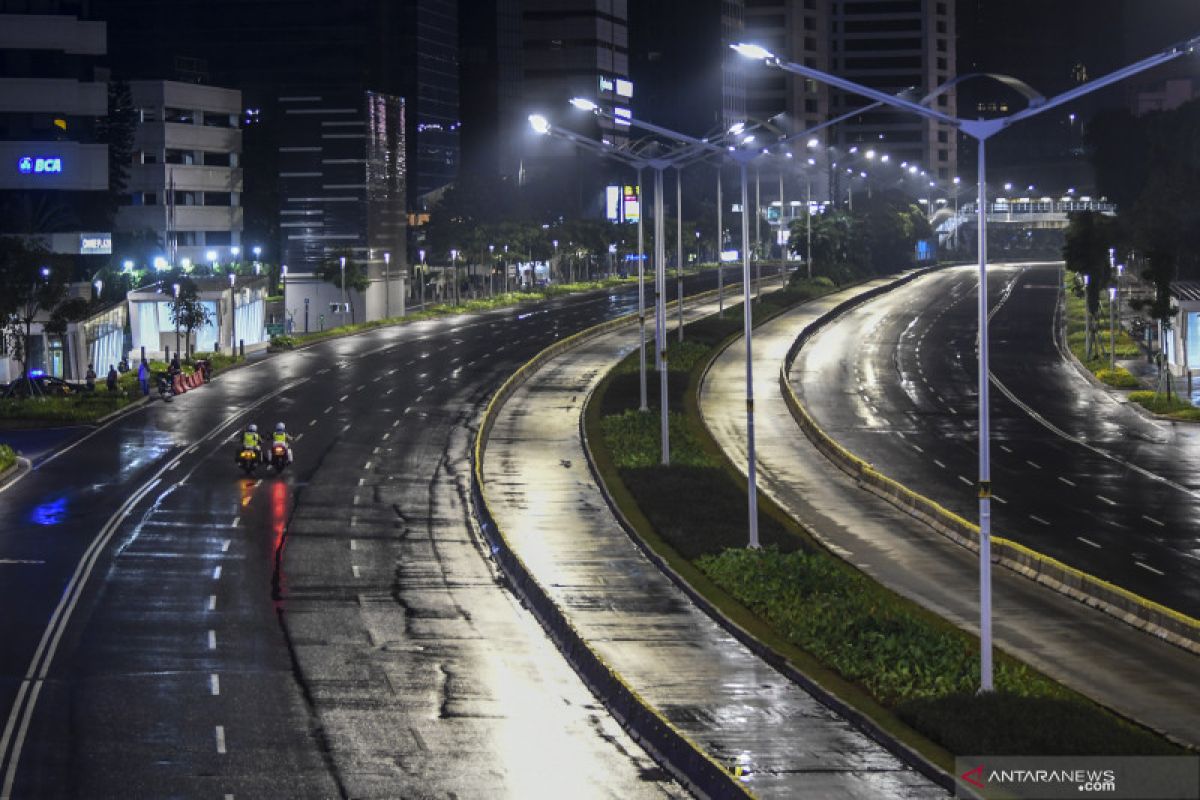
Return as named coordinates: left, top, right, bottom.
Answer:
left=318, top=251, right=370, bottom=323
left=0, top=237, right=87, bottom=391
left=1062, top=211, right=1117, bottom=360
left=94, top=79, right=137, bottom=227
left=167, top=279, right=212, bottom=359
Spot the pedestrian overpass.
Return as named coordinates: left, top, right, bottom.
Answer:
left=936, top=198, right=1117, bottom=247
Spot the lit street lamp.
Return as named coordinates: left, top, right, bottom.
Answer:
left=172, top=282, right=181, bottom=357
left=418, top=249, right=426, bottom=307
left=339, top=255, right=347, bottom=321
left=736, top=31, right=1200, bottom=692
left=229, top=272, right=237, bottom=357
left=384, top=251, right=391, bottom=319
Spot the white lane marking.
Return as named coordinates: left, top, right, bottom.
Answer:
left=231, top=517, right=240, bottom=528
left=381, top=432, right=390, bottom=441
left=185, top=445, right=199, bottom=455
left=342, top=423, right=351, bottom=433
left=207, top=595, right=217, bottom=611
left=294, top=433, right=304, bottom=442
left=933, top=459, right=946, bottom=469
left=1142, top=515, right=1165, bottom=527
left=208, top=630, right=217, bottom=650
left=1096, top=495, right=1117, bottom=506
left=357, top=478, right=364, bottom=487
left=221, top=539, right=231, bottom=553
left=1077, top=537, right=1101, bottom=548
left=392, top=419, right=400, bottom=428
left=324, top=405, right=333, bottom=414
left=948, top=407, right=958, bottom=415
left=957, top=475, right=973, bottom=486
left=351, top=565, right=361, bottom=579
left=372, top=446, right=380, bottom=454
left=372, top=376, right=382, bottom=382
left=385, top=388, right=394, bottom=395
left=317, top=368, right=330, bottom=375
left=308, top=419, right=316, bottom=427
left=212, top=566, right=222, bottom=580
left=993, top=495, right=1007, bottom=504
left=349, top=539, right=357, bottom=551
left=1058, top=476, right=1076, bottom=487
left=356, top=384, right=365, bottom=392
left=210, top=674, right=220, bottom=696
left=911, top=444, right=924, bottom=453
left=1135, top=561, right=1164, bottom=576
left=215, top=725, right=227, bottom=754
left=339, top=394, right=349, bottom=402
left=350, top=514, right=358, bottom=528
left=364, top=461, right=372, bottom=470
left=999, top=445, right=1013, bottom=454
left=168, top=461, right=181, bottom=471
left=1025, top=460, right=1042, bottom=469
left=1029, top=514, right=1050, bottom=526
left=0, top=559, right=45, bottom=566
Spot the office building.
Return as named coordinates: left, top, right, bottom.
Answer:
left=278, top=90, right=407, bottom=327
left=115, top=80, right=243, bottom=266
left=0, top=11, right=109, bottom=236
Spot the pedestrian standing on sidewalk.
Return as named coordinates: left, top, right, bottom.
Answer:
left=106, top=364, right=118, bottom=392
left=137, top=358, right=149, bottom=396
left=85, top=363, right=96, bottom=391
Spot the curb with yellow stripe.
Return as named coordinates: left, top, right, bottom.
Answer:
left=471, top=285, right=759, bottom=799
left=778, top=274, right=1200, bottom=657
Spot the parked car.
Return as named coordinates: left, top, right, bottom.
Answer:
left=3, top=374, right=75, bottom=398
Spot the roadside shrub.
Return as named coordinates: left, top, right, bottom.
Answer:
left=1096, top=367, right=1140, bottom=388
left=1129, top=390, right=1200, bottom=420
left=0, top=444, right=14, bottom=472
left=600, top=410, right=711, bottom=468
left=269, top=334, right=297, bottom=350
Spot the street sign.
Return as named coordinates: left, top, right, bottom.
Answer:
left=266, top=323, right=285, bottom=336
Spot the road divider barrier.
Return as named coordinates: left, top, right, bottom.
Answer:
left=472, top=285, right=759, bottom=800
left=779, top=275, right=1200, bottom=656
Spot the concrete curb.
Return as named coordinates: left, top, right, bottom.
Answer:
left=0, top=456, right=28, bottom=490
left=472, top=286, right=759, bottom=800
left=779, top=274, right=1200, bottom=657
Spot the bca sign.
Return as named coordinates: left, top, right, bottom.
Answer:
left=17, top=156, right=63, bottom=174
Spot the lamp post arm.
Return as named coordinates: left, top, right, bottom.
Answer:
left=767, top=56, right=960, bottom=127
left=1003, top=39, right=1197, bottom=126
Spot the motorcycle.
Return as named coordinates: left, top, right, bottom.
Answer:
left=236, top=446, right=260, bottom=476
left=269, top=441, right=291, bottom=473
left=157, top=375, right=174, bottom=402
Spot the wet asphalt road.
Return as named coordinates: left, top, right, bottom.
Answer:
left=0, top=272, right=754, bottom=798
left=794, top=262, right=1200, bottom=617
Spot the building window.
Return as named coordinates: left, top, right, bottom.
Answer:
left=804, top=36, right=817, bottom=51
left=164, top=107, right=195, bottom=124
left=203, top=192, right=233, bottom=207
left=165, top=149, right=196, bottom=165
left=202, top=151, right=232, bottom=167
left=938, top=149, right=949, bottom=161
left=937, top=56, right=947, bottom=70
left=804, top=15, right=816, bottom=31
left=141, top=151, right=158, bottom=164
left=176, top=231, right=199, bottom=246
left=202, top=112, right=235, bottom=129
left=937, top=2, right=947, bottom=13
left=936, top=39, right=946, bottom=52
left=205, top=231, right=232, bottom=246
left=141, top=192, right=158, bottom=205
left=805, top=99, right=818, bottom=114
left=937, top=130, right=948, bottom=143
left=140, top=108, right=158, bottom=123
left=937, top=20, right=947, bottom=34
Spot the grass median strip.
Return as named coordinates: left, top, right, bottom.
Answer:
left=586, top=273, right=1185, bottom=773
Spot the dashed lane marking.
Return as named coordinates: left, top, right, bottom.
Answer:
left=208, top=630, right=217, bottom=650
left=339, top=394, right=350, bottom=402
left=1097, top=495, right=1117, bottom=506
left=911, top=444, right=924, bottom=453
left=1025, top=460, right=1042, bottom=469
left=1135, top=561, right=1164, bottom=576
left=308, top=419, right=316, bottom=427
left=992, top=495, right=1007, bottom=504
left=1142, top=515, right=1164, bottom=527
left=933, top=459, right=946, bottom=469
left=215, top=726, right=226, bottom=754
left=221, top=539, right=231, bottom=553
left=1058, top=476, right=1076, bottom=487
left=1029, top=514, right=1050, bottom=526
left=324, top=406, right=333, bottom=414
left=999, top=445, right=1013, bottom=454
left=207, top=595, right=216, bottom=611
left=210, top=674, right=220, bottom=696
left=352, top=565, right=361, bottom=579
left=1077, top=537, right=1101, bottom=548
left=958, top=475, right=973, bottom=486
left=212, top=566, right=222, bottom=580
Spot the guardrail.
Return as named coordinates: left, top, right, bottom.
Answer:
left=778, top=276, right=1200, bottom=656
left=471, top=286, right=757, bottom=799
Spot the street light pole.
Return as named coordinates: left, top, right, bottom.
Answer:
left=739, top=158, right=760, bottom=549
left=339, top=256, right=347, bottom=323
left=736, top=31, right=1200, bottom=692
left=637, top=166, right=648, bottom=412
left=778, top=169, right=786, bottom=284
left=229, top=273, right=237, bottom=357
left=676, top=167, right=684, bottom=343
left=384, top=251, right=391, bottom=319
left=716, top=167, right=724, bottom=314
left=172, top=282, right=180, bottom=358
left=806, top=174, right=813, bottom=279
left=655, top=166, right=669, bottom=465
left=754, top=164, right=761, bottom=299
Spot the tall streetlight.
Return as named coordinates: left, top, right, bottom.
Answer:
left=228, top=272, right=237, bottom=357
left=418, top=249, right=426, bottom=306
left=172, top=282, right=181, bottom=357
left=736, top=32, right=1200, bottom=692
left=384, top=251, right=391, bottom=319
left=450, top=249, right=459, bottom=304
left=339, top=255, right=348, bottom=321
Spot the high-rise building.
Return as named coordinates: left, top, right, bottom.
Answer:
left=277, top=91, right=407, bottom=326
left=741, top=0, right=956, bottom=180
left=630, top=0, right=745, bottom=136
left=115, top=80, right=243, bottom=266
left=459, top=0, right=524, bottom=178
left=92, top=0, right=457, bottom=212
left=0, top=11, right=109, bottom=236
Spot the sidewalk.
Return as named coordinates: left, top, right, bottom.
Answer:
left=479, top=294, right=947, bottom=799
left=701, top=280, right=1200, bottom=747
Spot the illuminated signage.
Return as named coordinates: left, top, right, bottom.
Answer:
left=18, top=156, right=63, bottom=174
left=623, top=185, right=640, bottom=223
left=599, top=76, right=615, bottom=93
left=615, top=79, right=633, bottom=98
left=614, top=107, right=631, bottom=126
left=605, top=186, right=621, bottom=221
left=79, top=233, right=112, bottom=255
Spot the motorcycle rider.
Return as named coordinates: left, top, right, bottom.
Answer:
left=241, top=423, right=263, bottom=463
left=271, top=421, right=294, bottom=464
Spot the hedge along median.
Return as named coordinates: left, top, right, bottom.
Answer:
left=583, top=274, right=1185, bottom=778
